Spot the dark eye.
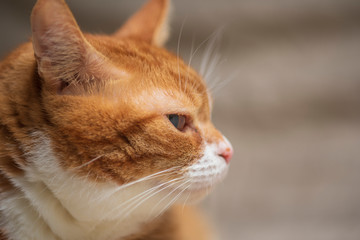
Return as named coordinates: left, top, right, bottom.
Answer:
left=167, top=114, right=186, bottom=131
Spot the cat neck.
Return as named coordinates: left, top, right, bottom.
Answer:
left=3, top=189, right=170, bottom=240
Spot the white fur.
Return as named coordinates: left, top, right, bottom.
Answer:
left=2, top=132, right=228, bottom=240
left=185, top=143, right=228, bottom=195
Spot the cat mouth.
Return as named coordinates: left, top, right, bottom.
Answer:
left=179, top=160, right=229, bottom=201
left=147, top=162, right=228, bottom=205
left=187, top=166, right=228, bottom=190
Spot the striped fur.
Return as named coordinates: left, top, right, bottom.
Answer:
left=0, top=0, right=233, bottom=239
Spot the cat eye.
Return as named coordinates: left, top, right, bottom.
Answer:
left=167, top=114, right=186, bottom=131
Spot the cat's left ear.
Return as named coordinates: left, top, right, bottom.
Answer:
left=31, top=0, right=116, bottom=94
left=113, top=0, right=170, bottom=47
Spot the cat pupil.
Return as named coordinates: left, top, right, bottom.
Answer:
left=168, top=114, right=179, bottom=127
left=168, top=114, right=186, bottom=130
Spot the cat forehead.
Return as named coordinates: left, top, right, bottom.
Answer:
left=87, top=35, right=192, bottom=77
left=127, top=88, right=200, bottom=114
left=85, top=35, right=210, bottom=112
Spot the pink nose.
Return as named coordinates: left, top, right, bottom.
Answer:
left=218, top=136, right=233, bottom=164
left=220, top=148, right=233, bottom=164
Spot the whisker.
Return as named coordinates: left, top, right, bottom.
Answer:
left=204, top=54, right=222, bottom=87
left=177, top=18, right=187, bottom=92
left=153, top=181, right=192, bottom=219
left=120, top=177, right=186, bottom=219
left=117, top=176, right=182, bottom=211
left=99, top=176, right=184, bottom=220
left=188, top=29, right=221, bottom=73
left=113, top=166, right=181, bottom=192
left=149, top=179, right=191, bottom=216
left=181, top=185, right=192, bottom=214
left=199, top=27, right=224, bottom=78
left=185, top=35, right=196, bottom=84
left=100, top=183, right=159, bottom=220
left=206, top=58, right=228, bottom=90
left=90, top=167, right=181, bottom=204
left=72, top=155, right=104, bottom=170
left=210, top=70, right=239, bottom=94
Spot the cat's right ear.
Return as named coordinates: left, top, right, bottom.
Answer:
left=31, top=0, right=106, bottom=94
left=113, top=0, right=170, bottom=47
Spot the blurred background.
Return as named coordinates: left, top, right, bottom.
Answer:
left=1, top=0, right=360, bottom=239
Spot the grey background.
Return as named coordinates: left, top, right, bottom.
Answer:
left=1, top=0, right=360, bottom=239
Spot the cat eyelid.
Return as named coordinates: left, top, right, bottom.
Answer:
left=164, top=111, right=188, bottom=117
left=164, top=111, right=192, bottom=122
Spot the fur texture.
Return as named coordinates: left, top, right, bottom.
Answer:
left=0, top=0, right=233, bottom=239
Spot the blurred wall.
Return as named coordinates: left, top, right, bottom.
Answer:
left=1, top=0, right=360, bottom=239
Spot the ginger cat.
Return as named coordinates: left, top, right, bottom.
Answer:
left=0, top=0, right=233, bottom=239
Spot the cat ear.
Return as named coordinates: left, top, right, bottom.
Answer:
left=31, top=0, right=105, bottom=94
left=113, top=0, right=170, bottom=47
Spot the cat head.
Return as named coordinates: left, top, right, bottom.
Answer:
left=29, top=0, right=233, bottom=216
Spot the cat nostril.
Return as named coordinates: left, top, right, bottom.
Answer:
left=218, top=136, right=233, bottom=164
left=219, top=147, right=233, bottom=164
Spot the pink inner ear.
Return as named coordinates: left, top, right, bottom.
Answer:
left=30, top=0, right=118, bottom=95
left=31, top=0, right=86, bottom=92
left=113, top=0, right=170, bottom=46
left=31, top=0, right=83, bottom=59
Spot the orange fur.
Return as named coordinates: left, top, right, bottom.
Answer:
left=0, top=0, right=232, bottom=239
